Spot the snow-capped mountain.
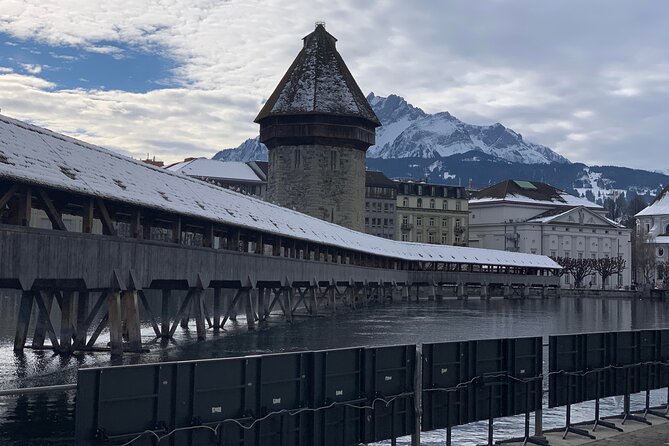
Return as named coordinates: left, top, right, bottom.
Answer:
left=214, top=93, right=568, bottom=165
left=213, top=137, right=266, bottom=161
left=366, top=93, right=568, bottom=164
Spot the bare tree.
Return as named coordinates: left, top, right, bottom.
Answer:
left=593, top=256, right=626, bottom=289
left=552, top=256, right=596, bottom=288
left=634, top=231, right=657, bottom=286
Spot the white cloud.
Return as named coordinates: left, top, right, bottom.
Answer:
left=0, top=0, right=667, bottom=169
left=0, top=67, right=13, bottom=73
left=19, top=63, right=42, bottom=74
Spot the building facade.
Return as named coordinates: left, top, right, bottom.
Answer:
left=255, top=23, right=381, bottom=232
left=395, top=180, right=469, bottom=245
left=635, top=184, right=669, bottom=286
left=365, top=171, right=397, bottom=239
left=469, top=180, right=632, bottom=288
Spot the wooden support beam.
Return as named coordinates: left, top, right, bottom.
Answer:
left=244, top=289, right=255, bottom=331
left=37, top=188, right=67, bottom=230
left=13, top=291, right=34, bottom=352
left=96, top=198, right=116, bottom=236
left=33, top=290, right=60, bottom=350
left=74, top=290, right=89, bottom=348
left=82, top=198, right=94, bottom=233
left=107, top=291, right=123, bottom=355
left=122, top=290, right=142, bottom=351
left=213, top=288, right=222, bottom=330
left=72, top=291, right=106, bottom=350
left=221, top=289, right=243, bottom=327
left=142, top=214, right=152, bottom=240
left=161, top=289, right=170, bottom=336
left=59, top=291, right=74, bottom=353
left=172, top=216, right=182, bottom=244
left=87, top=312, right=109, bottom=348
left=17, top=186, right=32, bottom=226
left=32, top=291, right=53, bottom=348
left=0, top=183, right=19, bottom=210
left=192, top=289, right=206, bottom=340
left=136, top=290, right=160, bottom=337
left=203, top=223, right=214, bottom=248
left=130, top=209, right=141, bottom=238
left=169, top=290, right=194, bottom=338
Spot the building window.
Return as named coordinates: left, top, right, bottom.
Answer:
left=383, top=218, right=388, bottom=226
left=455, top=219, right=461, bottom=229
left=564, top=251, right=570, bottom=258
left=578, top=252, right=583, bottom=259
left=455, top=235, right=461, bottom=244
left=456, top=201, right=461, bottom=211
left=441, top=234, right=448, bottom=244
left=550, top=250, right=557, bottom=257
left=389, top=219, right=393, bottom=225
left=401, top=233, right=408, bottom=241
left=565, top=275, right=570, bottom=284
left=402, top=197, right=409, bottom=207
left=384, top=203, right=389, bottom=210
left=443, top=200, right=448, bottom=210
left=531, top=249, right=537, bottom=254
left=441, top=218, right=448, bottom=228
left=417, top=232, right=423, bottom=242
left=428, top=233, right=435, bottom=243
left=402, top=216, right=408, bottom=226
left=365, top=217, right=369, bottom=225
left=417, top=198, right=423, bottom=208
left=416, top=217, right=422, bottom=227
left=430, top=199, right=435, bottom=209
left=429, top=217, right=435, bottom=226
left=666, top=224, right=669, bottom=235
left=365, top=202, right=369, bottom=209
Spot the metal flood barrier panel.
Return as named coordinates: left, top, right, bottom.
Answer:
left=362, top=344, right=416, bottom=443
left=549, top=329, right=669, bottom=408
left=75, top=344, right=416, bottom=446
left=421, top=336, right=542, bottom=432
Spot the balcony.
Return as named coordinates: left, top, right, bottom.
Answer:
left=400, top=222, right=413, bottom=231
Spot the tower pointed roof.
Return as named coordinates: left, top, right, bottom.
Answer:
left=255, top=23, right=380, bottom=126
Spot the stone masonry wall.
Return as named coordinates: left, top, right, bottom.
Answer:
left=268, top=145, right=365, bottom=232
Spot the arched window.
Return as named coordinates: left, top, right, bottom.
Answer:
left=417, top=198, right=423, bottom=208
left=429, top=199, right=435, bottom=209
left=402, top=197, right=408, bottom=207
left=666, top=224, right=669, bottom=235
left=443, top=200, right=448, bottom=210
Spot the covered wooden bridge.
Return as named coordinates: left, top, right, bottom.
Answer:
left=0, top=115, right=560, bottom=355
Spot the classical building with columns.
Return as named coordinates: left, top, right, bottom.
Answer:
left=255, top=23, right=380, bottom=231
left=469, top=180, right=632, bottom=288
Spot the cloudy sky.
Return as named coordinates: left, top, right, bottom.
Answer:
left=0, top=0, right=667, bottom=169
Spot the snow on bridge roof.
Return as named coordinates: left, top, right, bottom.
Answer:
left=0, top=114, right=559, bottom=269
left=167, top=158, right=264, bottom=183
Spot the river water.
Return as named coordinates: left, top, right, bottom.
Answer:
left=0, top=294, right=668, bottom=445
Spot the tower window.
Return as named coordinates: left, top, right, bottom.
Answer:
left=294, top=149, right=301, bottom=168
left=330, top=151, right=337, bottom=170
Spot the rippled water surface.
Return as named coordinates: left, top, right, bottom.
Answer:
left=0, top=294, right=668, bottom=445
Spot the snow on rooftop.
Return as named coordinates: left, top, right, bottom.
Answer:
left=168, top=158, right=263, bottom=183
left=0, top=114, right=559, bottom=269
left=636, top=185, right=669, bottom=217
left=469, top=192, right=599, bottom=208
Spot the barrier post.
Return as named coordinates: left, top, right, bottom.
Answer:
left=412, top=344, right=422, bottom=446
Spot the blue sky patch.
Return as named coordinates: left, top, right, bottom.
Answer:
left=0, top=33, right=180, bottom=92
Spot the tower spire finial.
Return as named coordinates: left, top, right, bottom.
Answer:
left=315, top=21, right=326, bottom=28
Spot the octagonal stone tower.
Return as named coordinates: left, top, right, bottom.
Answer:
left=255, top=23, right=381, bottom=232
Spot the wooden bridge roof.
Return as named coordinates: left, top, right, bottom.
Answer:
left=0, top=113, right=559, bottom=269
